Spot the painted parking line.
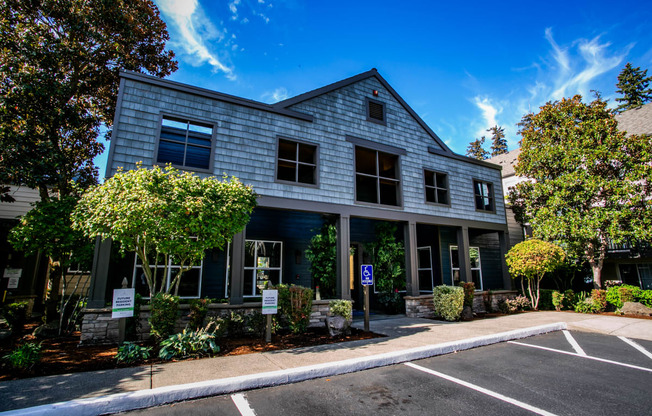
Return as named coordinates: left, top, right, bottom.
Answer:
left=618, top=336, right=652, bottom=361
left=562, top=330, right=586, bottom=356
left=404, top=362, right=558, bottom=416
left=508, top=341, right=652, bottom=373
left=231, top=393, right=257, bottom=416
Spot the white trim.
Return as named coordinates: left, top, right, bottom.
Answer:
left=417, top=246, right=434, bottom=292
left=243, top=240, right=283, bottom=297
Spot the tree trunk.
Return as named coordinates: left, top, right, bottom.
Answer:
left=590, top=262, right=603, bottom=289
left=45, top=259, right=62, bottom=323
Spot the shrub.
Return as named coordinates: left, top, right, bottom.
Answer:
left=433, top=285, right=463, bottom=321
left=3, top=342, right=41, bottom=369
left=537, top=289, right=555, bottom=310
left=188, top=298, right=213, bottom=330
left=205, top=316, right=228, bottom=338
left=224, top=311, right=264, bottom=337
left=275, top=284, right=313, bottom=334
left=552, top=291, right=564, bottom=311
left=376, top=290, right=404, bottom=314
left=590, top=289, right=607, bottom=312
left=149, top=293, right=179, bottom=339
left=158, top=321, right=220, bottom=360
left=460, top=282, right=475, bottom=308
left=574, top=291, right=605, bottom=314
left=329, top=300, right=352, bottom=321
left=3, top=302, right=29, bottom=333
left=499, top=295, right=531, bottom=314
left=606, top=285, right=637, bottom=309
left=563, top=289, right=576, bottom=310
left=636, top=288, right=652, bottom=308
left=116, top=342, right=152, bottom=364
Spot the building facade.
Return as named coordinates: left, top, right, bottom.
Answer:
left=87, top=69, right=511, bottom=310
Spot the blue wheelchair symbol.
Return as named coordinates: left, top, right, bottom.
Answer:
left=361, top=265, right=373, bottom=285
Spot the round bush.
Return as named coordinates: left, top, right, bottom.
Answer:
left=433, top=285, right=464, bottom=321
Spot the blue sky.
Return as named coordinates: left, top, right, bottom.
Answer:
left=96, top=0, right=652, bottom=174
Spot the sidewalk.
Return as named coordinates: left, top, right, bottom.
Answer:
left=1, top=311, right=650, bottom=415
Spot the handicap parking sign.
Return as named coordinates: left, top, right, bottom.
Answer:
left=361, top=264, right=373, bottom=285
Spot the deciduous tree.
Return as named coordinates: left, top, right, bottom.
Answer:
left=615, top=62, right=652, bottom=112
left=509, top=96, right=652, bottom=289
left=506, top=239, right=565, bottom=310
left=72, top=165, right=257, bottom=297
left=0, top=0, right=177, bottom=198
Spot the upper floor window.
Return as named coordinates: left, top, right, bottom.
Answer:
left=424, top=170, right=449, bottom=205
left=355, top=146, right=400, bottom=206
left=366, top=98, right=386, bottom=125
left=157, top=116, right=213, bottom=170
left=276, top=138, right=318, bottom=185
left=473, top=180, right=494, bottom=212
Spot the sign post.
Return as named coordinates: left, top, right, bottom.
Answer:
left=361, top=264, right=373, bottom=332
left=262, top=289, right=278, bottom=343
left=112, top=280, right=135, bottom=343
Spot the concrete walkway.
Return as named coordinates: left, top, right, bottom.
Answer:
left=0, top=311, right=650, bottom=415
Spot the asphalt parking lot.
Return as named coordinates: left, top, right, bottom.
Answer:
left=123, top=331, right=652, bottom=416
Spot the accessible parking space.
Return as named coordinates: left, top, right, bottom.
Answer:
left=123, top=331, right=652, bottom=416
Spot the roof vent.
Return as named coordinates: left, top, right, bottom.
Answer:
left=368, top=100, right=385, bottom=122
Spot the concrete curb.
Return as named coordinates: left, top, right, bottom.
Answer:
left=2, top=322, right=567, bottom=416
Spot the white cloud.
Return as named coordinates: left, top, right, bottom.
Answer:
left=229, top=0, right=241, bottom=20
left=472, top=96, right=502, bottom=138
left=261, top=87, right=289, bottom=103
left=546, top=29, right=627, bottom=100
left=156, top=0, right=236, bottom=80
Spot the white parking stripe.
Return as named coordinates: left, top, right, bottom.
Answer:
left=231, top=393, right=257, bottom=416
left=405, top=362, right=559, bottom=416
left=618, top=336, right=652, bottom=361
left=509, top=341, right=652, bottom=373
left=563, top=330, right=586, bottom=356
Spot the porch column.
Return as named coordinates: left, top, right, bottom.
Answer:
left=87, top=236, right=112, bottom=308
left=456, top=226, right=471, bottom=283
left=229, top=229, right=246, bottom=305
left=404, top=220, right=419, bottom=296
left=499, top=231, right=512, bottom=289
left=336, top=214, right=351, bottom=300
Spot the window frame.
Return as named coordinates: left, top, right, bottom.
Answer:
left=242, top=239, right=283, bottom=298
left=365, top=97, right=386, bottom=126
left=353, top=145, right=403, bottom=208
left=423, top=169, right=450, bottom=206
left=473, top=179, right=495, bottom=213
left=154, top=113, right=216, bottom=173
left=417, top=246, right=434, bottom=293
left=274, top=137, right=319, bottom=188
left=449, top=245, right=483, bottom=291
left=132, top=255, right=203, bottom=299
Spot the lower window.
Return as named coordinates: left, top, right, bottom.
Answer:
left=450, top=245, right=483, bottom=290
left=418, top=246, right=434, bottom=292
left=132, top=255, right=202, bottom=298
left=244, top=240, right=283, bottom=297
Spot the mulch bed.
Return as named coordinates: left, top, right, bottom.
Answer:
left=0, top=322, right=382, bottom=381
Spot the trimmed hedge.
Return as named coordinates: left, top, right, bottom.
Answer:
left=433, top=285, right=464, bottom=321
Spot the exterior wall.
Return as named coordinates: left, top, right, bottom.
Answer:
left=108, top=76, right=506, bottom=225
left=81, top=300, right=334, bottom=345
left=0, top=185, right=40, bottom=220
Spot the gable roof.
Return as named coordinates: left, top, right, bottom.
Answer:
left=615, top=102, right=652, bottom=136
left=486, top=148, right=521, bottom=177
left=274, top=68, right=452, bottom=154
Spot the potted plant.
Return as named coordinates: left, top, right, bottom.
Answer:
left=326, top=300, right=352, bottom=337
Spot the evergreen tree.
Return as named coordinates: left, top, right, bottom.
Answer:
left=466, top=137, right=489, bottom=160
left=488, top=125, right=508, bottom=156
left=615, top=63, right=652, bottom=112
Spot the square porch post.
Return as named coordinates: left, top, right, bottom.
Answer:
left=87, top=236, right=112, bottom=308
left=404, top=220, right=420, bottom=296
left=229, top=229, right=246, bottom=305
left=456, top=226, right=472, bottom=283
left=336, top=214, right=351, bottom=300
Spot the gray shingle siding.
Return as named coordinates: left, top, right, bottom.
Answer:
left=109, top=74, right=505, bottom=225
